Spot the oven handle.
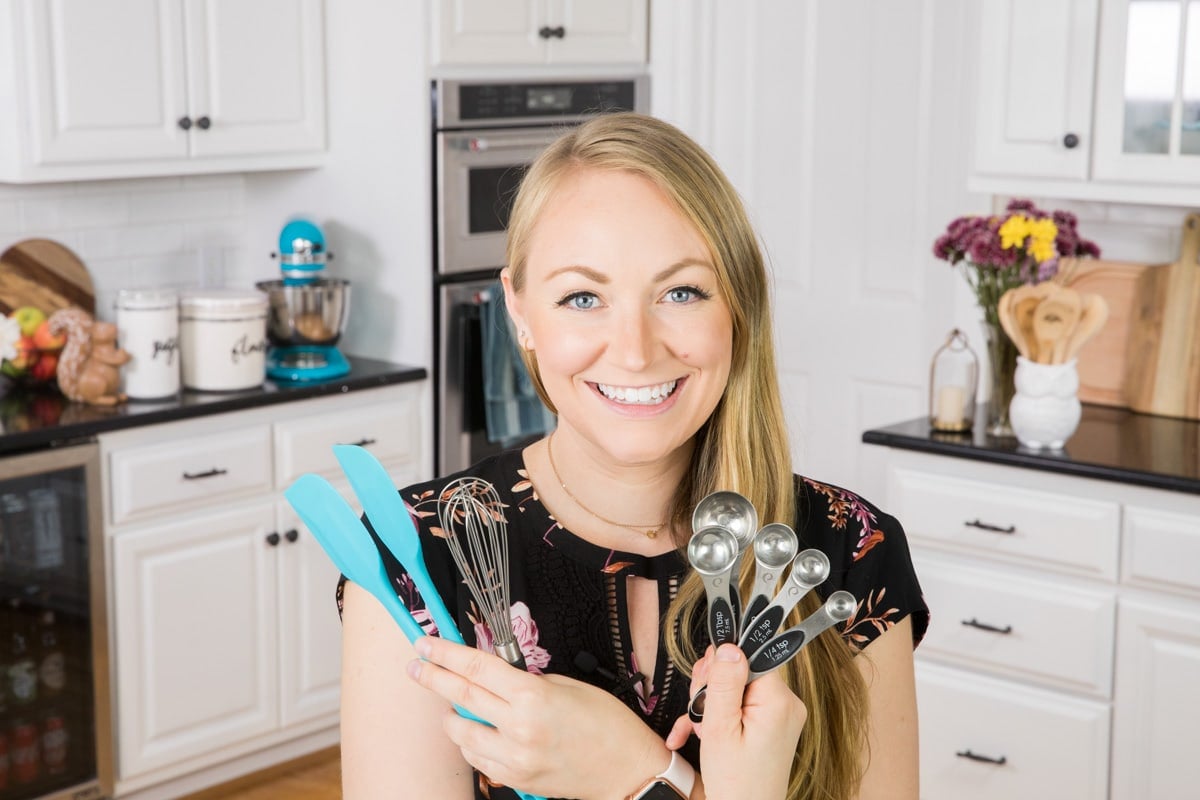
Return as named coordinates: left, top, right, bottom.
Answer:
left=453, top=135, right=559, bottom=153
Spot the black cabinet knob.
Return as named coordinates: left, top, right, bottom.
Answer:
left=538, top=25, right=553, bottom=38
left=1063, top=132, right=1080, bottom=149
left=196, top=116, right=211, bottom=130
left=177, top=116, right=193, bottom=130
left=266, top=532, right=281, bottom=546
left=551, top=26, right=565, bottom=38
left=538, top=25, right=565, bottom=38
left=284, top=529, right=299, bottom=543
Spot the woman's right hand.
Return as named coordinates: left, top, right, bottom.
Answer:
left=666, top=644, right=806, bottom=800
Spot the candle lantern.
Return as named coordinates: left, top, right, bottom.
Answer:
left=929, top=328, right=978, bottom=432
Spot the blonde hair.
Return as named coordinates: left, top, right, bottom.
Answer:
left=505, top=113, right=868, bottom=799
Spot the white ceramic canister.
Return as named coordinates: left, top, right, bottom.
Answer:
left=115, top=288, right=181, bottom=399
left=178, top=289, right=270, bottom=392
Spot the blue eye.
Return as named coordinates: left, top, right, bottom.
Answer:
left=557, top=291, right=599, bottom=310
left=666, top=285, right=711, bottom=304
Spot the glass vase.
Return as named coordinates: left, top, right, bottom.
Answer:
left=983, top=317, right=1019, bottom=437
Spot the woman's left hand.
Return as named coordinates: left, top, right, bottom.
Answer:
left=408, top=635, right=668, bottom=800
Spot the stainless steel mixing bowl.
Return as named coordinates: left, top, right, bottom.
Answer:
left=255, top=278, right=350, bottom=346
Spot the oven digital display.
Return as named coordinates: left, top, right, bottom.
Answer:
left=526, top=87, right=573, bottom=112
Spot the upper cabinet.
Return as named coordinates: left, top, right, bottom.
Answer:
left=969, top=0, right=1200, bottom=206
left=0, top=0, right=327, bottom=183
left=432, top=0, right=648, bottom=66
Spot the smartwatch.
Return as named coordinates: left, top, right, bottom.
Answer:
left=626, top=750, right=696, bottom=800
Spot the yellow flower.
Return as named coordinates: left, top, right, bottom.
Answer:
left=998, top=215, right=1029, bottom=250
left=1028, top=218, right=1059, bottom=263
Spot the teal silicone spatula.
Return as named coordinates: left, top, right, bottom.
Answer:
left=332, top=444, right=466, bottom=646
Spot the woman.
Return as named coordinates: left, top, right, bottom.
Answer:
left=339, top=112, right=928, bottom=799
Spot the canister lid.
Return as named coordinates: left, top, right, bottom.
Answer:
left=179, top=289, right=269, bottom=318
left=116, top=287, right=178, bottom=311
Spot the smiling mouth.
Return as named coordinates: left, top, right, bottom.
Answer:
left=594, top=379, right=680, bottom=405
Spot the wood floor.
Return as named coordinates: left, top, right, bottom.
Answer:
left=180, top=747, right=341, bottom=800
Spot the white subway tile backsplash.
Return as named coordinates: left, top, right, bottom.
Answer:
left=20, top=199, right=63, bottom=230
left=0, top=201, right=20, bottom=234
left=126, top=188, right=236, bottom=223
left=1091, top=224, right=1180, bottom=264
left=58, top=194, right=129, bottom=229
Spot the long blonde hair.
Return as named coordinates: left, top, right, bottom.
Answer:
left=505, top=113, right=868, bottom=799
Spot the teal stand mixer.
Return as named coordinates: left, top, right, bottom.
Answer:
left=256, top=218, right=351, bottom=382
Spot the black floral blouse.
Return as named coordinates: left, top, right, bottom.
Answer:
left=336, top=448, right=929, bottom=800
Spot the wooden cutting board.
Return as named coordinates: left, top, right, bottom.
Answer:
left=1124, top=213, right=1200, bottom=420
left=0, top=238, right=96, bottom=317
left=1061, top=258, right=1146, bottom=407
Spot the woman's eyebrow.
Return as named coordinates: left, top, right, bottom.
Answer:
left=545, top=258, right=714, bottom=283
left=652, top=258, right=714, bottom=282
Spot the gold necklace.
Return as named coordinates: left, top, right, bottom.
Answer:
left=546, top=432, right=667, bottom=539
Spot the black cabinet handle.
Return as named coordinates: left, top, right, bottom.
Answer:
left=266, top=532, right=281, bottom=546
left=177, top=116, right=193, bottom=130
left=183, top=467, right=228, bottom=480
left=1063, top=132, right=1080, bottom=149
left=956, top=749, right=1007, bottom=766
left=339, top=437, right=377, bottom=448
left=964, top=518, right=1015, bottom=534
left=196, top=115, right=211, bottom=130
left=284, top=529, right=299, bottom=543
left=961, top=617, right=1013, bottom=635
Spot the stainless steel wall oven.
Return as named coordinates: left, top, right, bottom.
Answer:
left=432, top=74, right=649, bottom=474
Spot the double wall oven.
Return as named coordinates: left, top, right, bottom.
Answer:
left=432, top=74, right=649, bottom=474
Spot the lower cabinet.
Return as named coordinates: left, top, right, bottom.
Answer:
left=102, top=383, right=422, bottom=796
left=878, top=448, right=1200, bottom=800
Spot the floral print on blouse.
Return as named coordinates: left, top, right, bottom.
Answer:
left=335, top=449, right=929, bottom=800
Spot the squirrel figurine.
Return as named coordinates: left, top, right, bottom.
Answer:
left=48, top=307, right=131, bottom=406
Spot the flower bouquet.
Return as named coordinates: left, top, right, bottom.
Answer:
left=933, top=199, right=1100, bottom=435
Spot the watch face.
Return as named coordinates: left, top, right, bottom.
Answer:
left=638, top=781, right=687, bottom=800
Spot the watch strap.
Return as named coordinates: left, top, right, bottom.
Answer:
left=627, top=750, right=696, bottom=799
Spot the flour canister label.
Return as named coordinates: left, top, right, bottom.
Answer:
left=179, top=290, right=269, bottom=391
left=116, top=288, right=180, bottom=399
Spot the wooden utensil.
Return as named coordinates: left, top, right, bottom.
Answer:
left=998, top=288, right=1031, bottom=359
left=1062, top=293, right=1109, bottom=363
left=1010, top=284, right=1045, bottom=363
left=0, top=239, right=96, bottom=316
left=1032, top=285, right=1082, bottom=364
left=1125, top=213, right=1200, bottom=419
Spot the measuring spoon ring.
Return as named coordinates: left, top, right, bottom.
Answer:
left=688, top=525, right=742, bottom=648
left=737, top=548, right=829, bottom=659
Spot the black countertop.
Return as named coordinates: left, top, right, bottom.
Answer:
left=862, top=403, right=1200, bottom=496
left=0, top=355, right=427, bottom=456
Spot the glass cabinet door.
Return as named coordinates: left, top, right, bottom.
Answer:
left=1094, top=0, right=1200, bottom=182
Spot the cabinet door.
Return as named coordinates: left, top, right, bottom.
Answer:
left=972, top=0, right=1098, bottom=180
left=1093, top=0, right=1200, bottom=184
left=432, top=0, right=545, bottom=65
left=22, top=0, right=190, bottom=165
left=1111, top=595, right=1200, bottom=800
left=112, top=502, right=279, bottom=780
left=183, top=0, right=326, bottom=157
left=548, top=0, right=647, bottom=64
left=276, top=502, right=342, bottom=728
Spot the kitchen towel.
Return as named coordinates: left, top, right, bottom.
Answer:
left=480, top=282, right=556, bottom=445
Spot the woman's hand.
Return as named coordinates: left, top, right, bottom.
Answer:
left=666, top=644, right=806, bottom=800
left=408, top=636, right=668, bottom=800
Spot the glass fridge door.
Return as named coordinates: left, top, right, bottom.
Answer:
left=0, top=443, right=110, bottom=800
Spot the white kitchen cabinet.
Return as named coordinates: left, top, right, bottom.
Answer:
left=1092, top=0, right=1200, bottom=186
left=877, top=448, right=1200, bottom=800
left=101, top=383, right=421, bottom=797
left=971, top=0, right=1098, bottom=181
left=968, top=0, right=1200, bottom=205
left=432, top=0, right=647, bottom=66
left=0, top=0, right=326, bottom=183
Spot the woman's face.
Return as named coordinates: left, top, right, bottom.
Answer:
left=504, top=168, right=733, bottom=465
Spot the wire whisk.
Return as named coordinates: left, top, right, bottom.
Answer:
left=437, top=477, right=527, bottom=670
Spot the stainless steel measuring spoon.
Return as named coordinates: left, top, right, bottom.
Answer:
left=742, top=523, right=799, bottom=635
left=687, top=591, right=856, bottom=723
left=687, top=525, right=742, bottom=648
left=737, top=548, right=829, bottom=659
left=692, top=491, right=758, bottom=627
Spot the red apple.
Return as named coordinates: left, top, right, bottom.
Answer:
left=31, top=351, right=58, bottom=383
left=32, top=319, right=66, bottom=351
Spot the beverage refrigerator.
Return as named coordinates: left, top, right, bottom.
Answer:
left=0, top=442, right=112, bottom=800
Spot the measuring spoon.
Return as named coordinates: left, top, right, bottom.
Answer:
left=688, top=525, right=742, bottom=647
left=737, top=548, right=830, bottom=659
left=742, top=523, right=799, bottom=635
left=687, top=591, right=856, bottom=723
left=692, top=491, right=759, bottom=624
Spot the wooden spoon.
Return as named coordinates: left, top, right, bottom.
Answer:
left=1031, top=286, right=1082, bottom=364
left=1011, top=283, right=1050, bottom=363
left=997, top=288, right=1031, bottom=359
left=1062, top=293, right=1109, bottom=362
